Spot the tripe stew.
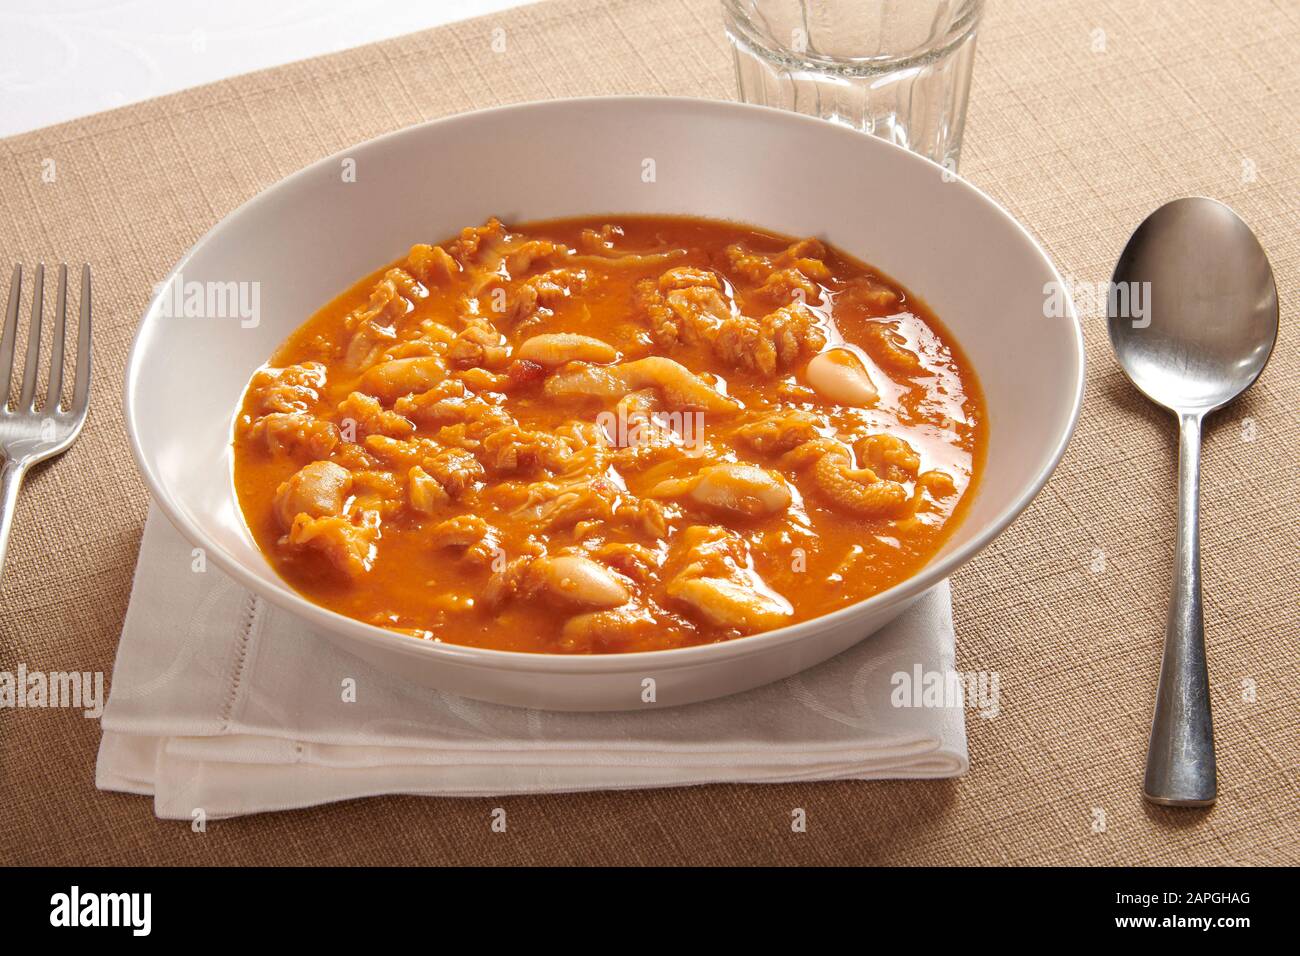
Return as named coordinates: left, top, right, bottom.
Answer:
left=233, top=216, right=985, bottom=653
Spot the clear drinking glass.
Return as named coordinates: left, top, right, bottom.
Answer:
left=723, top=0, right=983, bottom=171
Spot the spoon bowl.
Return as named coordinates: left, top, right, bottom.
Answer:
left=1110, top=197, right=1278, bottom=413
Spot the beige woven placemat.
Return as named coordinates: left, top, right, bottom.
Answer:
left=0, top=0, right=1295, bottom=866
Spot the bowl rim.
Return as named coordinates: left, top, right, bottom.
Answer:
left=124, top=94, right=1085, bottom=675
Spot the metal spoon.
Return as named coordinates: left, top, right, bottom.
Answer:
left=1109, top=197, right=1278, bottom=807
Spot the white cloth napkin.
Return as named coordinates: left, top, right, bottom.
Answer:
left=97, top=506, right=968, bottom=819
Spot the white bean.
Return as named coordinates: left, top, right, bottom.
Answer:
left=805, top=349, right=878, bottom=406
left=534, top=554, right=630, bottom=609
left=652, top=464, right=791, bottom=517
left=667, top=576, right=792, bottom=632
left=517, top=333, right=619, bottom=367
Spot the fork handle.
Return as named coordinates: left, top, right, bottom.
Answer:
left=1143, top=411, right=1216, bottom=806
left=0, top=457, right=28, bottom=583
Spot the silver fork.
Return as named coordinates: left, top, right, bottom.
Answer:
left=0, top=264, right=92, bottom=581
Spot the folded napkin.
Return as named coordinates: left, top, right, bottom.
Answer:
left=97, top=506, right=968, bottom=819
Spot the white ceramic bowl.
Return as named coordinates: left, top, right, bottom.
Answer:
left=125, top=96, right=1083, bottom=711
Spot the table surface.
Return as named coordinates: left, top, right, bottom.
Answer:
left=0, top=0, right=1296, bottom=866
left=0, top=0, right=534, bottom=137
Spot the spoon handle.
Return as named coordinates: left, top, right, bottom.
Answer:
left=1143, top=411, right=1217, bottom=806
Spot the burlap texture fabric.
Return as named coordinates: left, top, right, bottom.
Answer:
left=0, top=0, right=1295, bottom=865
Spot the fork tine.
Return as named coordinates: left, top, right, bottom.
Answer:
left=69, top=264, right=92, bottom=419
left=45, top=264, right=69, bottom=412
left=17, top=263, right=44, bottom=410
left=0, top=264, right=20, bottom=407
